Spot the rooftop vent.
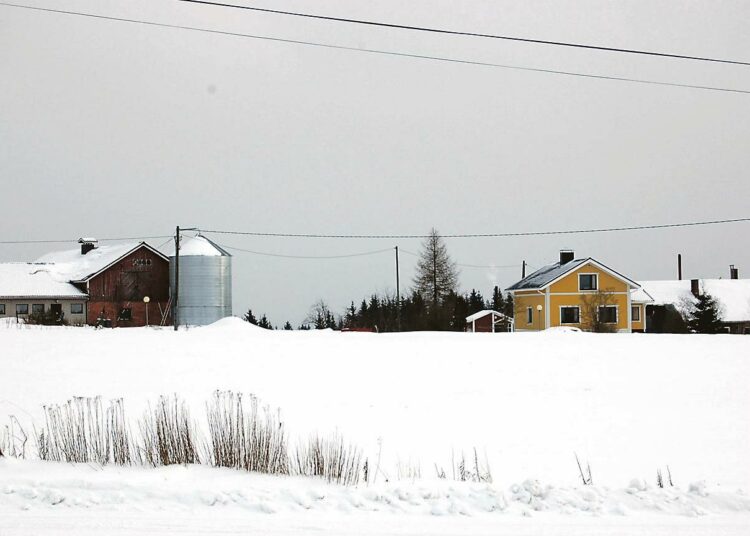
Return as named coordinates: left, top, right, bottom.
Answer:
left=730, top=265, right=739, bottom=279
left=559, top=249, right=575, bottom=265
left=78, top=237, right=98, bottom=255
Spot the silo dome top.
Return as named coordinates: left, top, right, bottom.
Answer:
left=168, top=234, right=231, bottom=257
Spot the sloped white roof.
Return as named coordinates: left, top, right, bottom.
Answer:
left=0, top=263, right=87, bottom=299
left=639, top=279, right=750, bottom=322
left=465, top=310, right=510, bottom=323
left=164, top=235, right=230, bottom=257
left=34, top=242, right=166, bottom=282
left=630, top=287, right=654, bottom=303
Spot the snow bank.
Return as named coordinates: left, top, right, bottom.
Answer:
left=1, top=325, right=749, bottom=492
left=1, top=459, right=748, bottom=519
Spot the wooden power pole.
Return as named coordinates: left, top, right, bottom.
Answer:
left=395, top=246, right=401, bottom=331
left=173, top=225, right=180, bottom=331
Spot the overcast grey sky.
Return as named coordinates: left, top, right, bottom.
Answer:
left=2, top=0, right=749, bottom=325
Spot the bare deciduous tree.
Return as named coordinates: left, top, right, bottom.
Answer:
left=413, top=228, right=458, bottom=306
left=580, top=289, right=617, bottom=333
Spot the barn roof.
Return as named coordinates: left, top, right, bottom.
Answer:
left=35, top=241, right=168, bottom=283
left=639, top=279, right=750, bottom=322
left=0, top=263, right=88, bottom=299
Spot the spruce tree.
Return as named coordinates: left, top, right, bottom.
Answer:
left=687, top=292, right=724, bottom=334
left=283, top=321, right=293, bottom=330
left=258, top=314, right=273, bottom=329
left=491, top=286, right=505, bottom=313
left=243, top=309, right=258, bottom=325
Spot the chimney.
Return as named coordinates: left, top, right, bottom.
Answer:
left=78, top=237, right=98, bottom=255
left=559, top=249, right=575, bottom=265
left=690, top=279, right=700, bottom=297
left=730, top=265, right=739, bottom=279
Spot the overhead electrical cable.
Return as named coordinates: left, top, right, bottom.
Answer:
left=0, top=235, right=172, bottom=245
left=198, top=217, right=750, bottom=240
left=2, top=3, right=749, bottom=94
left=399, top=249, right=525, bottom=270
left=217, top=243, right=394, bottom=259
left=179, top=0, right=750, bottom=67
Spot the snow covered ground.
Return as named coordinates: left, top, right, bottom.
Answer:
left=1, top=319, right=749, bottom=534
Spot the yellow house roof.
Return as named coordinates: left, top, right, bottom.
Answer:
left=506, top=257, right=640, bottom=291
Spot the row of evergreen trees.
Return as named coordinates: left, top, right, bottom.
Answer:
left=244, top=228, right=514, bottom=331
left=244, top=286, right=514, bottom=332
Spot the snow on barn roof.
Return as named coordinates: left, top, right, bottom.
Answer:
left=0, top=263, right=88, bottom=299
left=465, top=310, right=509, bottom=323
left=639, top=279, right=750, bottom=322
left=164, top=234, right=230, bottom=257
left=34, top=241, right=167, bottom=283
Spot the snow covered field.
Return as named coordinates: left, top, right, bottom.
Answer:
left=1, top=319, right=749, bottom=534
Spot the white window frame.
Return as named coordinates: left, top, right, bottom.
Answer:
left=631, top=305, right=641, bottom=322
left=16, top=304, right=29, bottom=315
left=578, top=273, right=599, bottom=291
left=526, top=306, right=533, bottom=324
left=598, top=305, right=618, bottom=324
left=71, top=303, right=84, bottom=315
left=560, top=306, right=580, bottom=324
left=32, top=304, right=45, bottom=315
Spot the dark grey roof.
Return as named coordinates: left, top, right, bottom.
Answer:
left=506, top=258, right=589, bottom=290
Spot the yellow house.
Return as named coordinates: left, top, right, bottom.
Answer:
left=506, top=250, right=649, bottom=333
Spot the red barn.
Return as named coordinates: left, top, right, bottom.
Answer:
left=36, top=239, right=171, bottom=327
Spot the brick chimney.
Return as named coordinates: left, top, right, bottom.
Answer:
left=78, top=238, right=98, bottom=255
left=730, top=265, right=739, bottom=279
left=559, top=249, right=575, bottom=265
left=690, top=279, right=700, bottom=297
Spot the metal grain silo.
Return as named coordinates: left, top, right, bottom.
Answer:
left=169, top=235, right=232, bottom=326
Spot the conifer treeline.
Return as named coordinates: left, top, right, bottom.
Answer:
left=243, top=286, right=513, bottom=332
left=243, top=228, right=514, bottom=331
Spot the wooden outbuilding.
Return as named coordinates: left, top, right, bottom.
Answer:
left=465, top=310, right=513, bottom=332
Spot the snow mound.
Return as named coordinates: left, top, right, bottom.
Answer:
left=1, top=460, right=749, bottom=520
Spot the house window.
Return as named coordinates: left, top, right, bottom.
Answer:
left=526, top=307, right=533, bottom=324
left=560, top=306, right=580, bottom=324
left=118, top=308, right=132, bottom=321
left=579, top=274, right=598, bottom=291
left=598, top=306, right=618, bottom=324
left=631, top=306, right=640, bottom=322
left=71, top=303, right=84, bottom=315
left=0, top=304, right=5, bottom=315
left=16, top=304, right=29, bottom=315
left=32, top=304, right=45, bottom=315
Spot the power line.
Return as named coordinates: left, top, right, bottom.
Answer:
left=2, top=2, right=749, bottom=95
left=198, top=217, right=750, bottom=240
left=399, top=248, right=524, bottom=270
left=218, top=243, right=394, bottom=259
left=0, top=235, right=172, bottom=245
left=180, top=0, right=750, bottom=67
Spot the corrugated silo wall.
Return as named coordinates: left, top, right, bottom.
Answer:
left=169, top=255, right=232, bottom=326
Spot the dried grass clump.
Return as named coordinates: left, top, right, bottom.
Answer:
left=139, top=395, right=199, bottom=466
left=37, top=397, right=133, bottom=465
left=206, top=390, right=288, bottom=474
left=293, top=433, right=363, bottom=486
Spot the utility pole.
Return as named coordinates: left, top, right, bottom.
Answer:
left=677, top=253, right=682, bottom=280
left=173, top=225, right=180, bottom=331
left=395, top=246, right=401, bottom=331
